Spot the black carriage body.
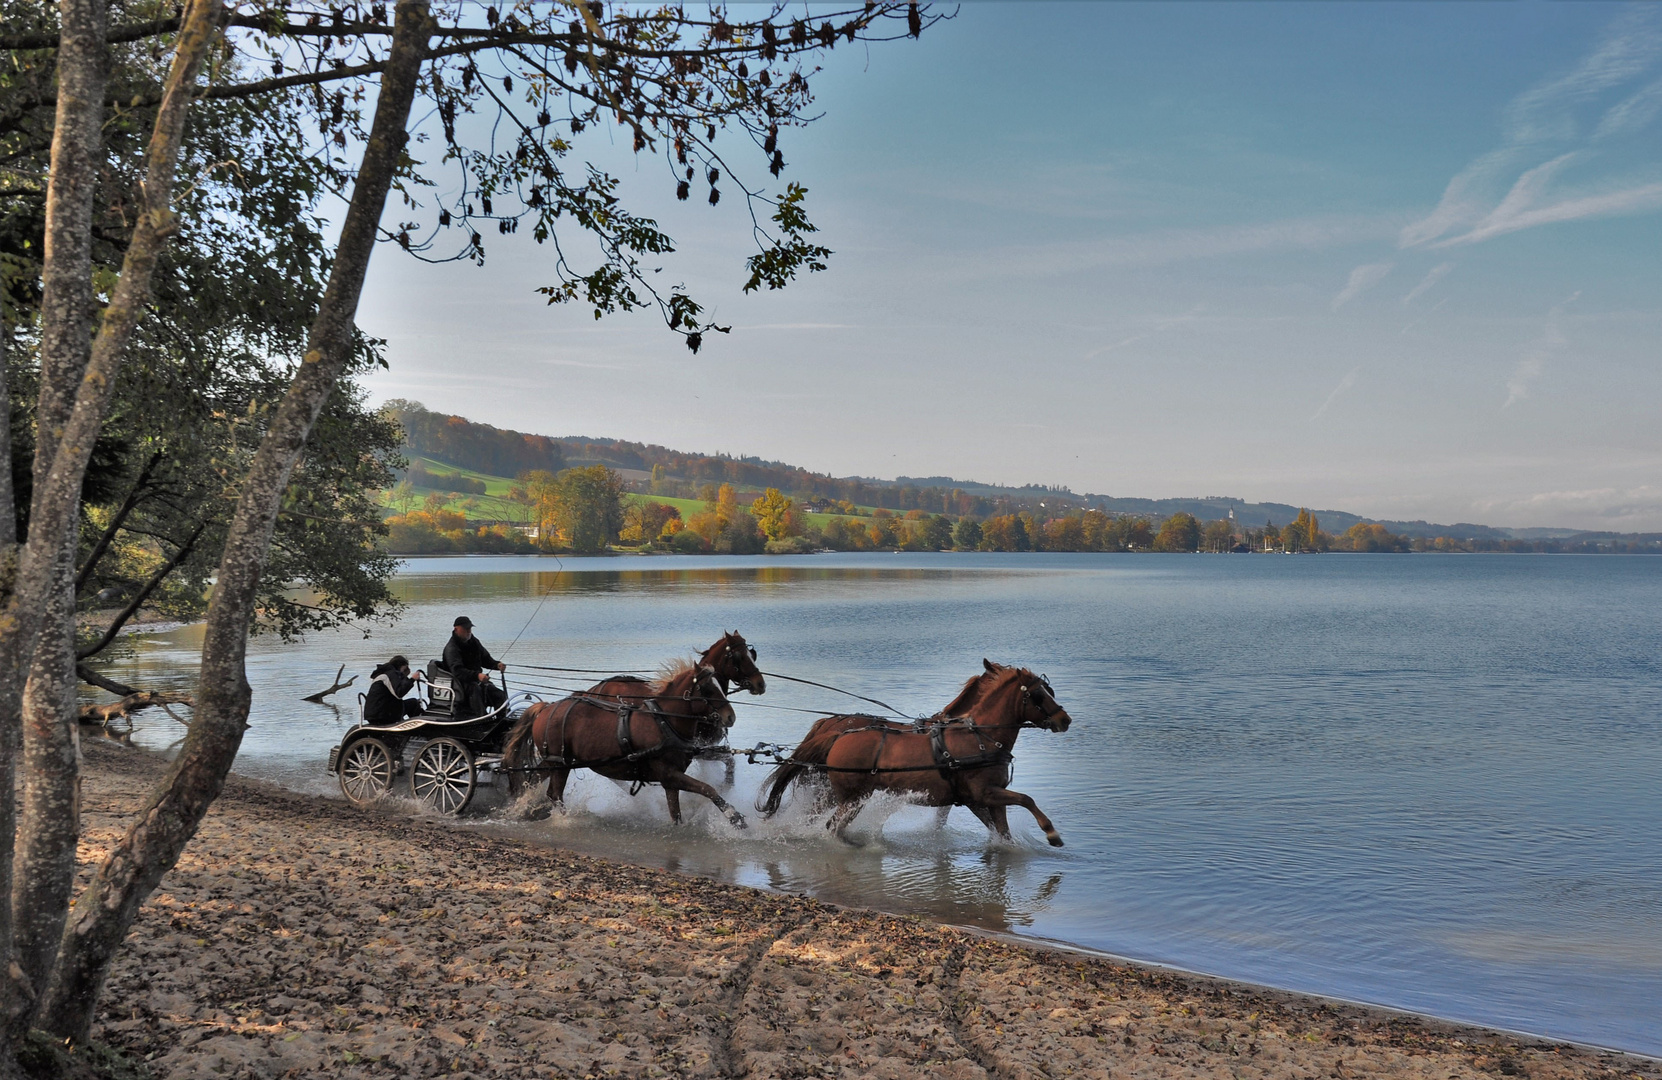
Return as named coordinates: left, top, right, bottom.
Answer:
left=328, top=662, right=520, bottom=814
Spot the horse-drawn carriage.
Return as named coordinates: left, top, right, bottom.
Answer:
left=325, top=631, right=1076, bottom=847
left=326, top=660, right=526, bottom=815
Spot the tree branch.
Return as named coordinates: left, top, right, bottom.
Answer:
left=76, top=663, right=136, bottom=698
left=75, top=520, right=206, bottom=661
left=74, top=450, right=161, bottom=592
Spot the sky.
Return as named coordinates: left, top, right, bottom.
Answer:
left=355, top=2, right=1662, bottom=531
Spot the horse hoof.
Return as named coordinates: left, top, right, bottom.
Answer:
left=1048, top=834, right=1065, bottom=848
left=728, top=813, right=749, bottom=830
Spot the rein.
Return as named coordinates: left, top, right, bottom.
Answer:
left=757, top=669, right=918, bottom=719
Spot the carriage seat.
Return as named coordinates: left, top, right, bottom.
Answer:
left=424, top=661, right=457, bottom=716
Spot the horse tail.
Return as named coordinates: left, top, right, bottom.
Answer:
left=501, top=705, right=539, bottom=796
left=756, top=716, right=845, bottom=816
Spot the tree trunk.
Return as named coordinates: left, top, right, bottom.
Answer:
left=40, top=0, right=433, bottom=1042
left=0, top=0, right=223, bottom=1047
left=12, top=561, right=80, bottom=1019
left=0, top=0, right=108, bottom=1039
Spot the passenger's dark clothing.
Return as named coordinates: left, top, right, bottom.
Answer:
left=441, top=633, right=506, bottom=718
left=364, top=663, right=424, bottom=725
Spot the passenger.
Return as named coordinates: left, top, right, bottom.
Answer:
left=364, top=654, right=424, bottom=725
left=442, top=616, right=507, bottom=718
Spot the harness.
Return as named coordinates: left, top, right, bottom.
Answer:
left=524, top=675, right=731, bottom=783
left=744, top=676, right=1063, bottom=780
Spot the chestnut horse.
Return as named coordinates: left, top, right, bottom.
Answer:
left=501, top=659, right=748, bottom=827
left=757, top=660, right=1072, bottom=846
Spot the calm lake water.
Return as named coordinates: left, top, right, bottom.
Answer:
left=94, top=553, right=1662, bottom=1055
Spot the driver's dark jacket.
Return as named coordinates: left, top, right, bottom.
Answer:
left=441, top=633, right=500, bottom=685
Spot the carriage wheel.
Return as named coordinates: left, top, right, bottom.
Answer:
left=412, top=737, right=476, bottom=815
left=339, top=737, right=395, bottom=807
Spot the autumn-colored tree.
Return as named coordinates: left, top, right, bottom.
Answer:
left=978, top=514, right=1028, bottom=552
left=715, top=484, right=741, bottom=528
left=1341, top=522, right=1406, bottom=553
left=1044, top=516, right=1086, bottom=552
left=1282, top=508, right=1328, bottom=553
left=868, top=509, right=900, bottom=548
left=1153, top=513, right=1201, bottom=552
left=619, top=500, right=682, bottom=544
left=750, top=488, right=796, bottom=541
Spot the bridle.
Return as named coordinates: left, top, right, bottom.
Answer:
left=712, top=635, right=762, bottom=693
left=1018, top=673, right=1065, bottom=729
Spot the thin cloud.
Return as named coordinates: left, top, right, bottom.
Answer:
left=1401, top=7, right=1662, bottom=250
left=1311, top=365, right=1361, bottom=420
left=1331, top=262, right=1394, bottom=310
left=1438, top=182, right=1662, bottom=247
left=1083, top=307, right=1205, bottom=360
left=1402, top=262, right=1455, bottom=305
left=1593, top=75, right=1662, bottom=140
left=1504, top=292, right=1579, bottom=409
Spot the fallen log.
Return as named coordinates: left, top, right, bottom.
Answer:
left=302, top=663, right=357, bottom=703
left=78, top=691, right=195, bottom=727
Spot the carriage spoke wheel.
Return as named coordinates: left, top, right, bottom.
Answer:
left=339, top=738, right=395, bottom=807
left=412, top=737, right=476, bottom=815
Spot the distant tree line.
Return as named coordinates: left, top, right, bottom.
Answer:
left=382, top=480, right=1662, bottom=557
left=385, top=401, right=565, bottom=481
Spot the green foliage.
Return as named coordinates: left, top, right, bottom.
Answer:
left=744, top=184, right=833, bottom=293
left=952, top=517, right=983, bottom=551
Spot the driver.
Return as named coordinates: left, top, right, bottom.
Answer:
left=442, top=616, right=507, bottom=718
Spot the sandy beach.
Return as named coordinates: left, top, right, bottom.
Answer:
left=77, top=739, right=1657, bottom=1080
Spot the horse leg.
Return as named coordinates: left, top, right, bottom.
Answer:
left=660, top=768, right=747, bottom=829
left=983, top=787, right=1065, bottom=847
left=544, top=767, right=569, bottom=809
left=664, top=784, right=683, bottom=824
left=967, top=803, right=997, bottom=836
left=826, top=798, right=867, bottom=847
left=934, top=804, right=953, bottom=830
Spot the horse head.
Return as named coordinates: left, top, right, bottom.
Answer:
left=982, top=659, right=1071, bottom=732
left=690, top=662, right=738, bottom=735
left=702, top=630, right=765, bottom=695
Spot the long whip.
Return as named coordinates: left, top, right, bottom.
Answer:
left=501, top=554, right=564, bottom=658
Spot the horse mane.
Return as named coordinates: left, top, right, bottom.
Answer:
left=652, top=656, right=700, bottom=693
left=940, top=665, right=1021, bottom=717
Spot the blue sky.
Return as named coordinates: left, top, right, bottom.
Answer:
left=357, top=2, right=1662, bottom=530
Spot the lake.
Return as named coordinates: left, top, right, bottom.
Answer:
left=93, top=553, right=1662, bottom=1056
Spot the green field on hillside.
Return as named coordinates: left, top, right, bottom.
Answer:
left=384, top=456, right=881, bottom=528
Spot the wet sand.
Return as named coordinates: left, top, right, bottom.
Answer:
left=81, top=740, right=1657, bottom=1080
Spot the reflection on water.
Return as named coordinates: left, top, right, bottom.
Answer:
left=88, top=553, right=1662, bottom=1055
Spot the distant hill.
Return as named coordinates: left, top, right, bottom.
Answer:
left=383, top=401, right=1652, bottom=544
